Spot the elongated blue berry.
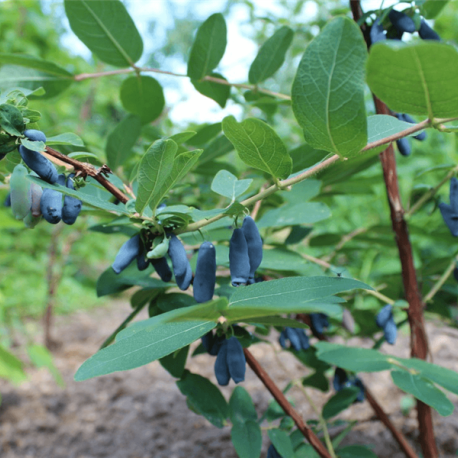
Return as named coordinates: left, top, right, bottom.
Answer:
left=112, top=234, right=141, bottom=274
left=24, top=129, right=46, bottom=142
left=4, top=193, right=11, bottom=207
left=40, top=174, right=65, bottom=224
left=399, top=113, right=426, bottom=141
left=193, top=241, right=216, bottom=303
left=439, top=202, right=458, bottom=236
left=286, top=327, right=301, bottom=351
left=226, top=336, right=246, bottom=383
left=242, top=216, right=263, bottom=283
left=419, top=19, right=440, bottom=40
left=384, top=316, right=397, bottom=345
left=370, top=18, right=386, bottom=44
left=354, top=377, right=365, bottom=402
left=449, top=177, right=458, bottom=214
left=229, top=228, right=250, bottom=286
left=376, top=304, right=393, bottom=328
left=62, top=174, right=82, bottom=225
left=151, top=256, right=172, bottom=282
left=333, top=368, right=348, bottom=392
left=214, top=340, right=230, bottom=386
left=10, top=164, right=31, bottom=220
left=137, top=247, right=149, bottom=271
left=310, top=313, right=329, bottom=335
left=389, top=9, right=416, bottom=33
left=19, top=145, right=58, bottom=184
left=168, top=234, right=192, bottom=290
left=267, top=444, right=282, bottom=458
left=396, top=138, right=411, bottom=156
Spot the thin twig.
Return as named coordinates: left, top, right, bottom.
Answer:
left=323, top=227, right=367, bottom=262
left=424, top=256, right=458, bottom=303
left=244, top=348, right=332, bottom=458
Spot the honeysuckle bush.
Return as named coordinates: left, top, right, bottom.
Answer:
left=2, top=1, right=458, bottom=457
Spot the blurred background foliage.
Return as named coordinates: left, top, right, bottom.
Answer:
left=0, top=0, right=457, bottom=361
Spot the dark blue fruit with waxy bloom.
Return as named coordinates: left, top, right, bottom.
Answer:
left=24, top=129, right=46, bottom=142
left=419, top=19, right=440, bottom=41
left=279, top=327, right=309, bottom=351
left=384, top=316, right=397, bottom=345
left=310, top=313, right=329, bottom=336
left=396, top=138, right=411, bottom=156
left=201, top=331, right=225, bottom=356
left=376, top=304, right=392, bottom=328
left=241, top=216, right=263, bottom=282
left=226, top=336, right=246, bottom=384
left=370, top=18, right=386, bottom=44
left=448, top=177, right=458, bottom=214
left=267, top=444, right=282, bottom=458
left=193, top=241, right=216, bottom=303
left=438, top=202, right=458, bottom=237
left=333, top=368, right=348, bottom=392
left=112, top=234, right=141, bottom=274
left=4, top=193, right=11, bottom=207
left=168, top=234, right=192, bottom=290
left=333, top=368, right=365, bottom=402
left=389, top=9, right=416, bottom=33
left=150, top=256, right=172, bottom=282
left=19, top=145, right=58, bottom=184
left=214, top=340, right=230, bottom=386
left=137, top=247, right=149, bottom=271
left=62, top=174, right=82, bottom=225
left=40, top=174, right=65, bottom=224
left=229, top=228, right=250, bottom=286
left=398, top=113, right=426, bottom=141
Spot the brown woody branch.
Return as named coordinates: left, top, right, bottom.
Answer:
left=350, top=2, right=438, bottom=456
left=244, top=348, right=332, bottom=458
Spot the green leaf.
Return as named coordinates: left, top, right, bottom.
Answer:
left=391, top=371, right=454, bottom=416
left=268, top=429, right=295, bottom=458
left=256, top=202, right=331, bottom=229
left=337, top=445, right=378, bottom=458
left=27, top=344, right=64, bottom=387
left=169, top=131, right=196, bottom=145
left=322, top=387, right=360, bottom=419
left=0, top=345, right=27, bottom=384
left=229, top=386, right=258, bottom=425
left=192, top=72, right=230, bottom=108
left=148, top=149, right=203, bottom=212
left=394, top=357, right=458, bottom=396
left=64, top=0, right=143, bottom=67
left=243, top=316, right=309, bottom=329
left=424, top=0, right=449, bottom=18
left=259, top=247, right=322, bottom=275
left=0, top=104, right=23, bottom=136
left=0, top=54, right=73, bottom=98
left=106, top=115, right=142, bottom=170
left=249, top=26, right=294, bottom=84
left=199, top=134, right=234, bottom=164
left=46, top=132, right=84, bottom=147
left=176, top=370, right=228, bottom=428
left=367, top=41, right=458, bottom=118
left=120, top=76, right=165, bottom=124
left=27, top=175, right=128, bottom=215
left=222, top=116, right=292, bottom=180
left=187, top=13, right=227, bottom=80
left=187, top=122, right=222, bottom=147
left=67, top=151, right=101, bottom=162
left=135, top=139, right=177, bottom=215
left=231, top=421, right=262, bottom=458
left=211, top=169, right=252, bottom=201
left=74, top=321, right=215, bottom=381
left=21, top=138, right=45, bottom=153
left=302, top=370, right=329, bottom=392
left=292, top=17, right=367, bottom=157
left=159, top=345, right=189, bottom=378
left=315, top=342, right=392, bottom=372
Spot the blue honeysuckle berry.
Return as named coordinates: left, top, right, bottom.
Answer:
left=333, top=368, right=365, bottom=402
left=419, top=19, right=440, bottom=41
left=201, top=331, right=225, bottom=356
left=396, top=137, right=411, bottom=156
left=150, top=256, right=172, bottom=282
left=241, top=216, right=263, bottom=283
left=214, top=340, right=230, bottom=386
left=370, top=18, right=386, bottom=45
left=449, top=177, right=458, bottom=214
left=19, top=137, right=59, bottom=184
left=267, top=444, right=282, bottom=458
left=40, top=173, right=65, bottom=224
left=4, top=193, right=11, bottom=207
left=376, top=304, right=393, bottom=328
left=193, top=241, right=216, bottom=303
left=388, top=9, right=416, bottom=34
left=438, top=202, right=458, bottom=237
left=229, top=228, right=250, bottom=286
left=310, top=313, right=329, bottom=336
left=398, top=113, right=426, bottom=141
left=112, top=234, right=141, bottom=274
left=226, top=336, right=246, bottom=384
left=24, top=129, right=46, bottom=143
left=136, top=245, right=150, bottom=271
left=384, top=316, right=397, bottom=345
left=279, top=327, right=309, bottom=351
left=167, top=234, right=192, bottom=290
left=62, top=174, right=82, bottom=225
left=333, top=368, right=348, bottom=392
left=353, top=377, right=365, bottom=402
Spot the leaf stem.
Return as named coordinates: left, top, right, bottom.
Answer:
left=423, top=255, right=458, bottom=303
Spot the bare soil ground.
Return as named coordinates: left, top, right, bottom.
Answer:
left=1, top=300, right=458, bottom=458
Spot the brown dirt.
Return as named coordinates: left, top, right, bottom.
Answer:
left=0, top=301, right=458, bottom=458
